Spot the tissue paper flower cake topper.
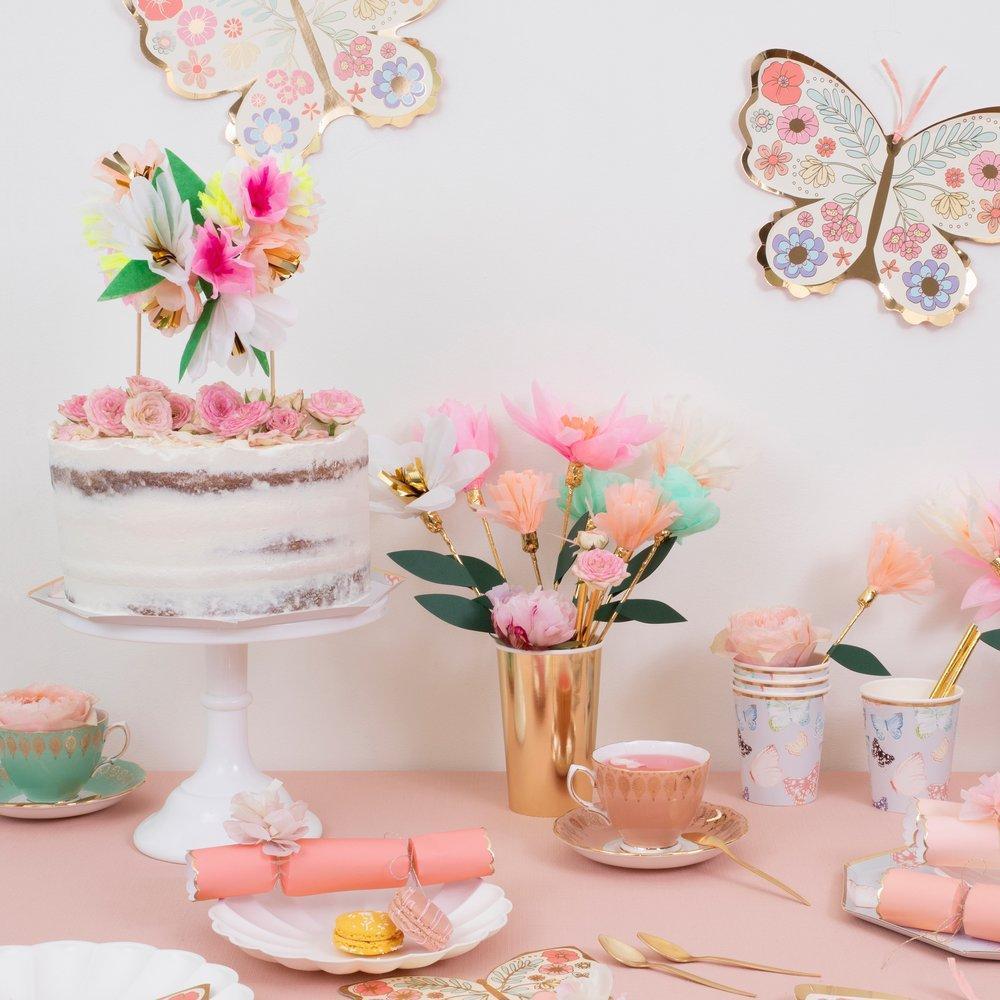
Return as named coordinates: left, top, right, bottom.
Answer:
left=124, top=0, right=441, bottom=159
left=741, top=49, right=1000, bottom=327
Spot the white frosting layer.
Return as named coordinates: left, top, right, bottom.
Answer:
left=49, top=428, right=371, bottom=617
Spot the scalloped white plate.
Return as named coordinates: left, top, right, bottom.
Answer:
left=0, top=941, right=252, bottom=998
left=209, top=879, right=511, bottom=975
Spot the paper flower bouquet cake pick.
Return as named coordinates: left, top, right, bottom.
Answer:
left=742, top=50, right=1000, bottom=326
left=125, top=0, right=441, bottom=158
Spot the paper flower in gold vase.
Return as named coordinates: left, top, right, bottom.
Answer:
left=482, top=470, right=556, bottom=535
left=593, top=479, right=680, bottom=556
left=651, top=397, right=739, bottom=490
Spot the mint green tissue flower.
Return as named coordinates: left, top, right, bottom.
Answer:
left=558, top=468, right=630, bottom=520
left=654, top=466, right=720, bottom=539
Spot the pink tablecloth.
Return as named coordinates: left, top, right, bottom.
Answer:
left=2, top=771, right=991, bottom=999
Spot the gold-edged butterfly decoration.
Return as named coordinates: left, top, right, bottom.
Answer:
left=124, top=0, right=442, bottom=159
left=741, top=50, right=1000, bottom=326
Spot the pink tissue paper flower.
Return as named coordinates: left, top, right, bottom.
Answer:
left=482, top=470, right=556, bottom=534
left=866, top=524, right=934, bottom=600
left=960, top=772, right=1000, bottom=822
left=491, top=586, right=576, bottom=650
left=571, top=548, right=629, bottom=590
left=711, top=606, right=831, bottom=667
left=196, top=382, right=243, bottom=432
left=241, top=157, right=292, bottom=224
left=961, top=572, right=1000, bottom=622
left=58, top=394, right=88, bottom=423
left=420, top=399, right=499, bottom=490
left=217, top=400, right=271, bottom=438
left=307, top=389, right=364, bottom=425
left=502, top=382, right=661, bottom=470
left=126, top=375, right=169, bottom=396
left=122, top=390, right=173, bottom=437
left=0, top=684, right=98, bottom=732
left=223, top=779, right=311, bottom=856
left=167, top=392, right=196, bottom=430
left=191, top=222, right=256, bottom=297
left=84, top=386, right=128, bottom=437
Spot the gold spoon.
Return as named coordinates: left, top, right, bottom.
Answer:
left=638, top=932, right=820, bottom=977
left=684, top=832, right=811, bottom=906
left=598, top=935, right=756, bottom=997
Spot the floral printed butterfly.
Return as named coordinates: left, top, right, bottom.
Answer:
left=871, top=711, right=904, bottom=742
left=742, top=50, right=1000, bottom=326
left=126, top=0, right=441, bottom=159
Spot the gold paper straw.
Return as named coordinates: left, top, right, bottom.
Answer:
left=561, top=461, right=585, bottom=547
left=466, top=488, right=506, bottom=578
left=573, top=581, right=588, bottom=644
left=930, top=623, right=981, bottom=698
left=597, top=532, right=667, bottom=642
left=421, top=511, right=482, bottom=596
left=821, top=586, right=878, bottom=663
left=582, top=587, right=606, bottom=646
left=134, top=311, right=142, bottom=377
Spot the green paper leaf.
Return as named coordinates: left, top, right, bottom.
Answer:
left=98, top=259, right=162, bottom=301
left=415, top=594, right=494, bottom=633
left=459, top=555, right=506, bottom=592
left=594, top=599, right=686, bottom=624
left=178, top=297, right=216, bottom=380
left=388, top=550, right=475, bottom=589
left=252, top=347, right=270, bottom=376
left=980, top=629, right=1000, bottom=651
left=553, top=513, right=589, bottom=586
left=166, top=148, right=206, bottom=224
left=828, top=643, right=891, bottom=676
left=611, top=536, right=677, bottom=596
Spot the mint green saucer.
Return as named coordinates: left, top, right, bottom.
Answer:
left=0, top=759, right=146, bottom=819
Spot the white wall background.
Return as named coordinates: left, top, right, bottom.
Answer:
left=4, top=1, right=999, bottom=773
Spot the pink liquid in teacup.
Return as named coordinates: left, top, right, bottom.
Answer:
left=608, top=753, right=699, bottom=771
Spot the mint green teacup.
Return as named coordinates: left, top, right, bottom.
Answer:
left=0, top=710, right=129, bottom=803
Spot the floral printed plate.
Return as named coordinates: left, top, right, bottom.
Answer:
left=553, top=801, right=748, bottom=870
left=209, top=879, right=511, bottom=975
left=0, top=941, right=251, bottom=998
left=0, top=759, right=146, bottom=820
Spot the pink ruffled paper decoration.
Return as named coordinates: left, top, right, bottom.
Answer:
left=960, top=772, right=1000, bottom=822
left=222, top=780, right=311, bottom=857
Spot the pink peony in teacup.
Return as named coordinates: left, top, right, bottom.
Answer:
left=711, top=606, right=831, bottom=667
left=0, top=684, right=98, bottom=732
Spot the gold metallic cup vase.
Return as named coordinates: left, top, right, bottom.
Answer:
left=496, top=642, right=602, bottom=817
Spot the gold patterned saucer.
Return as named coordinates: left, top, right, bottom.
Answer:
left=553, top=801, right=748, bottom=870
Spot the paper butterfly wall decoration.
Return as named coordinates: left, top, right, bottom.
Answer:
left=339, top=948, right=601, bottom=999
left=741, top=49, right=1000, bottom=326
left=125, top=0, right=441, bottom=159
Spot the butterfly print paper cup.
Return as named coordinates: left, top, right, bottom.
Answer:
left=734, top=690, right=825, bottom=806
left=861, top=677, right=962, bottom=814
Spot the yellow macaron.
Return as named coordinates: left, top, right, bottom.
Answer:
left=333, top=910, right=404, bottom=956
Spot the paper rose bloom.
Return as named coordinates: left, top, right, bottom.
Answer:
left=571, top=549, right=629, bottom=590
left=0, top=685, right=98, bottom=732
left=195, top=381, right=243, bottom=433
left=122, top=390, right=174, bottom=437
left=711, top=606, right=831, bottom=667
left=491, top=587, right=576, bottom=650
left=223, top=779, right=311, bottom=857
left=308, top=388, right=364, bottom=427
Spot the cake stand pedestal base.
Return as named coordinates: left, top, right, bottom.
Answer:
left=54, top=595, right=389, bottom=863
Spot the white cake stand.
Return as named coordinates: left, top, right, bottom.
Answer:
left=35, top=580, right=391, bottom=864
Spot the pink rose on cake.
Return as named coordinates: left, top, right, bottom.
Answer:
left=217, top=400, right=271, bottom=438
left=491, top=586, right=576, bottom=650
left=58, top=394, right=89, bottom=423
left=126, top=375, right=169, bottom=396
left=123, top=390, right=173, bottom=437
left=307, top=389, right=364, bottom=427
left=268, top=406, right=303, bottom=436
left=167, top=392, right=196, bottom=430
left=0, top=684, right=97, bottom=732
left=84, top=386, right=128, bottom=437
left=248, top=428, right=293, bottom=447
left=711, top=606, right=831, bottom=667
left=195, top=382, right=243, bottom=433
left=53, top=422, right=99, bottom=441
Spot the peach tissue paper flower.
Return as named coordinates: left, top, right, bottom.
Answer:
left=571, top=549, right=629, bottom=590
left=483, top=470, right=556, bottom=534
left=866, top=524, right=934, bottom=600
left=491, top=587, right=576, bottom=650
left=0, top=685, right=98, bottom=732
left=711, top=607, right=831, bottom=667
left=223, top=779, right=311, bottom=857
left=502, top=382, right=661, bottom=471
left=593, top=479, right=679, bottom=553
left=420, top=399, right=499, bottom=490
left=960, top=773, right=1000, bottom=822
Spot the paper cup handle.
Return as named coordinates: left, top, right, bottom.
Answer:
left=98, top=722, right=130, bottom=768
left=567, top=764, right=609, bottom=821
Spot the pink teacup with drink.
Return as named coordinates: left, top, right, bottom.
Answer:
left=567, top=740, right=710, bottom=852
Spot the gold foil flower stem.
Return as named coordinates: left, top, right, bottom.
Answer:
left=135, top=311, right=142, bottom=377
left=421, top=511, right=482, bottom=596
left=930, top=623, right=982, bottom=698
left=465, top=488, right=506, bottom=578
left=821, top=586, right=879, bottom=664
left=561, top=461, right=585, bottom=547
left=573, top=581, right=589, bottom=644
left=597, top=531, right=668, bottom=643
left=582, top=586, right=607, bottom=646
left=522, top=532, right=543, bottom=587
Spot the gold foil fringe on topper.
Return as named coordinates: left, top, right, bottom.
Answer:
left=102, top=149, right=157, bottom=193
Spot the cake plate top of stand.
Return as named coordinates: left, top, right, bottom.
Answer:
left=29, top=574, right=396, bottom=863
